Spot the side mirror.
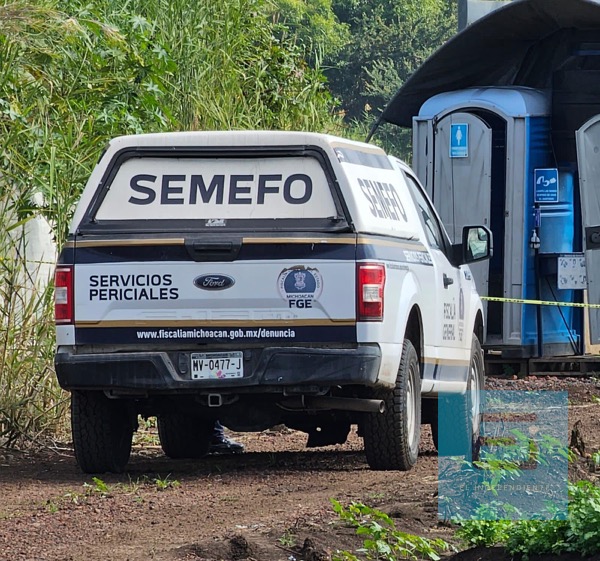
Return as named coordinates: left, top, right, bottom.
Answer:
left=452, top=226, right=493, bottom=266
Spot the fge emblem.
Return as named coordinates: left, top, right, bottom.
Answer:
left=277, top=266, right=323, bottom=309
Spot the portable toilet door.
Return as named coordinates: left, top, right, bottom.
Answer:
left=414, top=110, right=496, bottom=341
left=432, top=112, right=492, bottom=308
left=576, top=114, right=600, bottom=349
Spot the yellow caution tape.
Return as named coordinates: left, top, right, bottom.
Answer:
left=481, top=296, right=600, bottom=309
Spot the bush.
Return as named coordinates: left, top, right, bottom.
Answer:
left=456, top=481, right=600, bottom=559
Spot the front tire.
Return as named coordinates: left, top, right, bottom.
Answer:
left=432, top=333, right=484, bottom=456
left=467, top=334, right=485, bottom=443
left=157, top=414, right=213, bottom=459
left=71, top=391, right=135, bottom=474
left=363, top=339, right=421, bottom=471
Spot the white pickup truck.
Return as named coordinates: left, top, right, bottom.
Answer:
left=54, top=131, right=491, bottom=473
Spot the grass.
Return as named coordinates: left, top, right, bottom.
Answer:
left=133, top=416, right=160, bottom=447
left=0, top=199, right=69, bottom=447
left=43, top=474, right=183, bottom=513
left=111, top=0, right=340, bottom=132
left=278, top=530, right=297, bottom=548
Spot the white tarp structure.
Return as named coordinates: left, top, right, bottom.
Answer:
left=461, top=1, right=511, bottom=29
left=461, top=0, right=600, bottom=29
left=1, top=194, right=56, bottom=316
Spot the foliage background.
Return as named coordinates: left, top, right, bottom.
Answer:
left=0, top=0, right=456, bottom=444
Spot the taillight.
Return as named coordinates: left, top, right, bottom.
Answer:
left=54, top=266, right=74, bottom=324
left=357, top=263, right=385, bottom=321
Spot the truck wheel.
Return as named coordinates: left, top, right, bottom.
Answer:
left=157, top=414, right=213, bottom=459
left=467, top=334, right=485, bottom=447
left=432, top=333, right=484, bottom=456
left=71, top=391, right=134, bottom=474
left=363, top=339, right=421, bottom=471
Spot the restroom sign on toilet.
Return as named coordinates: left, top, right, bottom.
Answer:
left=534, top=168, right=559, bottom=203
left=450, top=123, right=469, bottom=158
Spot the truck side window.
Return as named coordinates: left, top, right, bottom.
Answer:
left=404, top=173, right=446, bottom=252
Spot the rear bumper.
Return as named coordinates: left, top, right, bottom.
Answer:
left=55, top=345, right=382, bottom=393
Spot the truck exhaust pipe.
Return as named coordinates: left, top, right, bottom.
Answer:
left=282, top=396, right=385, bottom=413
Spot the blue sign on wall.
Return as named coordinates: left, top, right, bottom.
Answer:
left=450, top=123, right=469, bottom=158
left=534, top=168, right=559, bottom=203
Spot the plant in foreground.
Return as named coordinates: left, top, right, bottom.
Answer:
left=331, top=499, right=452, bottom=561
left=153, top=474, right=180, bottom=491
left=82, top=476, right=111, bottom=498
left=278, top=530, right=297, bottom=548
left=456, top=480, right=600, bottom=559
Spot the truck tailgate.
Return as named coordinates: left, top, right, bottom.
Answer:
left=72, top=236, right=357, bottom=346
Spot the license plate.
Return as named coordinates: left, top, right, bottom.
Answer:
left=190, top=352, right=243, bottom=380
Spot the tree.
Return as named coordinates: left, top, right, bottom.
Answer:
left=327, top=0, right=457, bottom=156
left=270, top=0, right=349, bottom=62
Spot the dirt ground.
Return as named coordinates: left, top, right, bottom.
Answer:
left=1, top=376, right=599, bottom=561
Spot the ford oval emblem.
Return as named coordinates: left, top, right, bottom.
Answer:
left=194, top=274, right=235, bottom=291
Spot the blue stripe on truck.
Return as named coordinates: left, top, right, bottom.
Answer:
left=74, top=323, right=358, bottom=345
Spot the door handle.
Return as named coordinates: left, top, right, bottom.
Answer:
left=184, top=238, right=242, bottom=262
left=443, top=273, right=454, bottom=288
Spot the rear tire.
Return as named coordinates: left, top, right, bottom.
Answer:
left=363, top=339, right=421, bottom=471
left=157, top=414, right=213, bottom=459
left=71, top=391, right=134, bottom=474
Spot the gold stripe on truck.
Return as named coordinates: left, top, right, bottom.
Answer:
left=71, top=238, right=185, bottom=248
left=66, top=235, right=425, bottom=251
left=242, top=236, right=355, bottom=244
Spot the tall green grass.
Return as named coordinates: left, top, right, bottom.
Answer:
left=98, top=0, right=341, bottom=132
left=0, top=2, right=171, bottom=444
left=0, top=0, right=341, bottom=446
left=0, top=201, right=67, bottom=446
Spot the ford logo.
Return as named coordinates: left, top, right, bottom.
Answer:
left=193, top=274, right=235, bottom=291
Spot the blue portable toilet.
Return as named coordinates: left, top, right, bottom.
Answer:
left=367, top=0, right=600, bottom=359
left=411, top=87, right=580, bottom=357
